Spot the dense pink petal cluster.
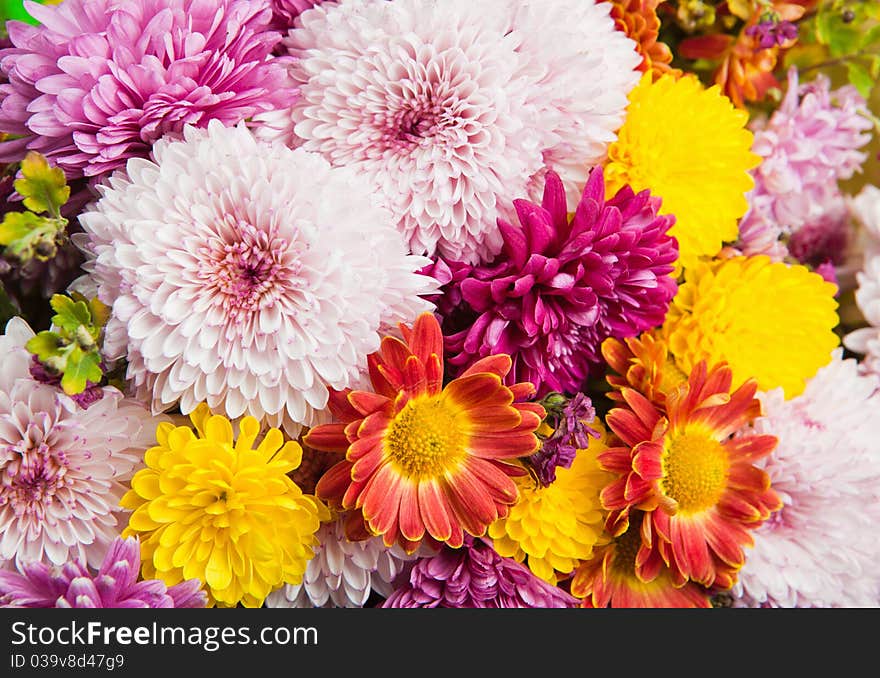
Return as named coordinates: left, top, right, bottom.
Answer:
left=0, top=537, right=205, bottom=608
left=430, top=167, right=677, bottom=395
left=269, top=0, right=325, bottom=30
left=256, top=0, right=640, bottom=264
left=382, top=537, right=578, bottom=608
left=0, top=0, right=295, bottom=179
left=0, top=318, right=162, bottom=570
left=736, top=67, right=871, bottom=259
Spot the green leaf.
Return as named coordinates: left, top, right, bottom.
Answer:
left=0, top=210, right=63, bottom=261
left=25, top=332, right=63, bottom=362
left=49, top=294, right=93, bottom=334
left=846, top=60, right=875, bottom=99
left=13, top=151, right=69, bottom=217
left=60, top=348, right=102, bottom=396
left=0, top=211, right=43, bottom=245
left=70, top=290, right=111, bottom=330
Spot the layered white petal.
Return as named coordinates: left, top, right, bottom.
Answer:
left=74, top=120, right=437, bottom=435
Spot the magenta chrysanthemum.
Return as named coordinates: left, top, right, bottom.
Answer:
left=0, top=318, right=162, bottom=570
left=733, top=352, right=880, bottom=608
left=381, top=537, right=578, bottom=608
left=0, top=0, right=295, bottom=179
left=269, top=0, right=325, bottom=29
left=0, top=536, right=206, bottom=608
left=432, top=167, right=677, bottom=396
left=736, top=67, right=871, bottom=257
left=74, top=121, right=437, bottom=435
left=255, top=0, right=640, bottom=264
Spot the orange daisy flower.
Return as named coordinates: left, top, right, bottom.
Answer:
left=601, top=332, right=686, bottom=410
left=599, top=361, right=781, bottom=589
left=305, top=312, right=545, bottom=553
left=571, top=511, right=712, bottom=608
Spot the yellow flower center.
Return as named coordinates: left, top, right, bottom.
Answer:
left=660, top=429, right=729, bottom=513
left=385, top=395, right=467, bottom=479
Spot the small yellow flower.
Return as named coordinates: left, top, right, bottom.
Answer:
left=121, top=404, right=327, bottom=608
left=604, top=73, right=760, bottom=268
left=661, top=255, right=840, bottom=398
left=488, top=424, right=613, bottom=584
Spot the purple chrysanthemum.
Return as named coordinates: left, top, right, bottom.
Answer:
left=430, top=167, right=677, bottom=396
left=0, top=537, right=206, bottom=608
left=381, top=537, right=578, bottom=608
left=0, top=0, right=295, bottom=179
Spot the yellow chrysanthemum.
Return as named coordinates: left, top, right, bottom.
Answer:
left=121, top=404, right=327, bottom=608
left=487, top=423, right=613, bottom=584
left=604, top=73, right=760, bottom=268
left=661, top=255, right=839, bottom=399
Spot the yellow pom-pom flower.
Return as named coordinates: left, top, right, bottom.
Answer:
left=604, top=73, right=760, bottom=267
left=662, top=255, right=840, bottom=399
left=121, top=404, right=327, bottom=608
left=487, top=423, right=613, bottom=584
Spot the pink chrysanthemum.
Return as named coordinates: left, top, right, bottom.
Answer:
left=73, top=121, right=436, bottom=435
left=0, top=0, right=295, bottom=179
left=0, top=536, right=206, bottom=608
left=738, top=67, right=871, bottom=247
left=733, top=351, right=880, bottom=607
left=255, top=0, right=640, bottom=264
left=269, top=0, right=326, bottom=29
left=433, top=167, right=677, bottom=396
left=0, top=318, right=162, bottom=570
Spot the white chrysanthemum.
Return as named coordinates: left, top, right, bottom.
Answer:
left=265, top=519, right=417, bottom=608
left=732, top=351, right=880, bottom=608
left=844, top=254, right=880, bottom=376
left=255, top=0, right=640, bottom=264
left=0, top=318, right=161, bottom=570
left=74, top=120, right=437, bottom=435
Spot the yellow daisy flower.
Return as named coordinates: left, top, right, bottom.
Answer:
left=121, top=404, right=327, bottom=608
left=487, top=423, right=613, bottom=584
left=604, top=72, right=760, bottom=268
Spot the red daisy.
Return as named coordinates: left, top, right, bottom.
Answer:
left=599, top=361, right=781, bottom=589
left=305, top=312, right=545, bottom=552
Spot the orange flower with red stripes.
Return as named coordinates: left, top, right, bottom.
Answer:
left=305, top=312, right=545, bottom=553
left=571, top=511, right=712, bottom=608
left=599, top=361, right=781, bottom=589
left=601, top=332, right=686, bottom=410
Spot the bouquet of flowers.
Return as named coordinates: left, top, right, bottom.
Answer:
left=0, top=0, right=878, bottom=610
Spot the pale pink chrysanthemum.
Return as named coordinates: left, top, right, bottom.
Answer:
left=265, top=519, right=419, bottom=608
left=0, top=317, right=162, bottom=571
left=739, top=67, right=871, bottom=240
left=732, top=351, right=880, bottom=608
left=255, top=0, right=640, bottom=264
left=849, top=184, right=880, bottom=263
left=844, top=254, right=880, bottom=376
left=73, top=120, right=437, bottom=435
left=0, top=0, right=295, bottom=179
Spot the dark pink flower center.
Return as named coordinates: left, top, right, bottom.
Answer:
left=200, top=219, right=297, bottom=320
left=1, top=440, right=71, bottom=518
